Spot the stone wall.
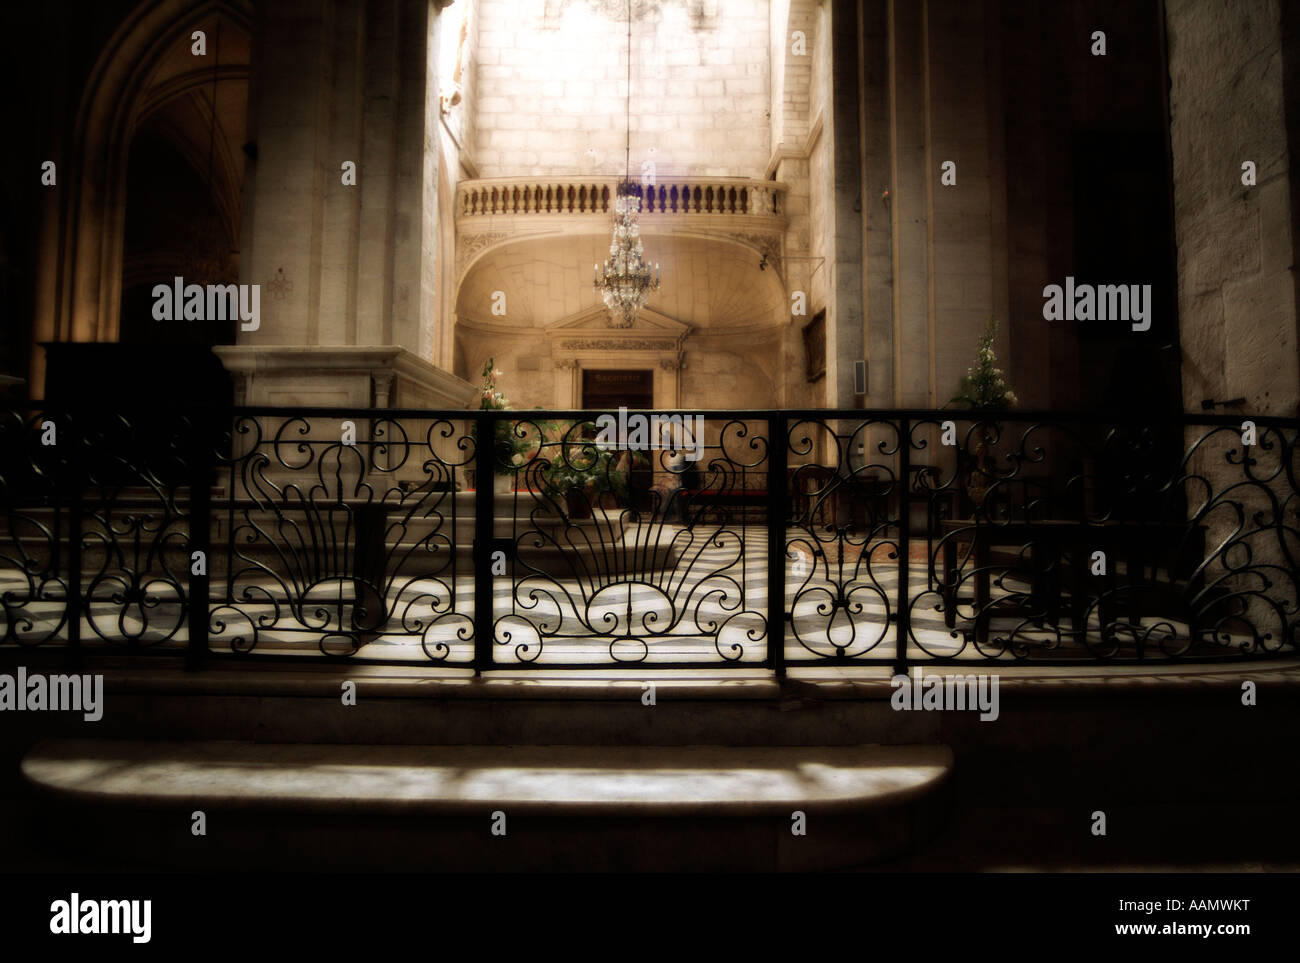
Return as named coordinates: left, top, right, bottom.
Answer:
left=1167, top=0, right=1300, bottom=417
left=471, top=0, right=771, bottom=178
left=1165, top=0, right=1300, bottom=635
left=455, top=328, right=781, bottom=410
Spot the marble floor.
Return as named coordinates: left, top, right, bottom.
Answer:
left=0, top=523, right=1247, bottom=666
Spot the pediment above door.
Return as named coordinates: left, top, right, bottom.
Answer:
left=544, top=305, right=691, bottom=355
left=544, top=306, right=691, bottom=408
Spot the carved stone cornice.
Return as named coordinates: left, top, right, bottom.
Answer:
left=559, top=339, right=677, bottom=352
left=455, top=231, right=509, bottom=278
left=730, top=230, right=783, bottom=263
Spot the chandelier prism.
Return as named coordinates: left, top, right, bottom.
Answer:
left=594, top=0, right=660, bottom=328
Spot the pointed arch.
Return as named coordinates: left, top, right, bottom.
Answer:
left=30, top=0, right=252, bottom=393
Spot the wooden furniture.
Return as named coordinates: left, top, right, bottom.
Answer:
left=681, top=487, right=767, bottom=524
left=938, top=518, right=1205, bottom=645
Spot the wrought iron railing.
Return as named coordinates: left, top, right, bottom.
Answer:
left=1, top=406, right=1296, bottom=672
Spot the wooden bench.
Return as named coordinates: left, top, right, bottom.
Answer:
left=680, top=488, right=768, bottom=523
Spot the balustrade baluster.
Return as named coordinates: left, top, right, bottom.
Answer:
left=454, top=179, right=786, bottom=220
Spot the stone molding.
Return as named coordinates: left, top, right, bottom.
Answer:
left=214, top=346, right=478, bottom=410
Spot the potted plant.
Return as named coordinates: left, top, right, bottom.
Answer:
left=537, top=423, right=644, bottom=520
left=949, top=318, right=1018, bottom=510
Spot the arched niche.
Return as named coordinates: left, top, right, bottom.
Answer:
left=31, top=0, right=251, bottom=392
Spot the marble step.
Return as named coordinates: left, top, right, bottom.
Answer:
left=22, top=739, right=953, bottom=871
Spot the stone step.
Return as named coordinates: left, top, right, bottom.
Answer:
left=21, top=739, right=953, bottom=871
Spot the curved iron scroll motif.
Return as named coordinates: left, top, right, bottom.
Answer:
left=2, top=405, right=1294, bottom=669
left=78, top=409, right=193, bottom=646
left=494, top=416, right=768, bottom=665
left=898, top=417, right=1298, bottom=663
left=209, top=414, right=475, bottom=661
left=784, top=417, right=902, bottom=660
left=0, top=407, right=197, bottom=649
left=0, top=408, right=72, bottom=645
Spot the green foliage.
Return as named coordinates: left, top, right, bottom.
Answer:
left=476, top=357, right=532, bottom=474
left=536, top=420, right=647, bottom=499
left=950, top=318, right=1018, bottom=409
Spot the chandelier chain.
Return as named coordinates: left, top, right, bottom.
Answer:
left=594, top=0, right=661, bottom=328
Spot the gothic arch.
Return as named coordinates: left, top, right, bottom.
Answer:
left=31, top=0, right=252, bottom=391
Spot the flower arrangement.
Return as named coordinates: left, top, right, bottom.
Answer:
left=536, top=420, right=646, bottom=501
left=477, top=357, right=533, bottom=476
left=478, top=357, right=509, bottom=411
left=949, top=318, right=1018, bottom=409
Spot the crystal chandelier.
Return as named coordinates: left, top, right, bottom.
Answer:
left=594, top=1, right=660, bottom=328
left=596, top=183, right=660, bottom=327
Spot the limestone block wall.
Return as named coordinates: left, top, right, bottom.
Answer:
left=769, top=0, right=790, bottom=143
left=471, top=0, right=771, bottom=178
left=1166, top=0, right=1300, bottom=417
left=439, top=0, right=480, bottom=170
left=680, top=336, right=783, bottom=408
left=456, top=233, right=786, bottom=332
left=770, top=0, right=816, bottom=149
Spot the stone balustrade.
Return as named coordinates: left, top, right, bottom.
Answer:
left=457, top=176, right=786, bottom=219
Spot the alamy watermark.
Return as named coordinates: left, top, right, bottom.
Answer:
left=152, top=276, right=260, bottom=331
left=0, top=667, right=103, bottom=721
left=50, top=894, right=150, bottom=943
left=1042, top=276, right=1151, bottom=332
left=594, top=407, right=704, bottom=462
left=890, top=665, right=999, bottom=722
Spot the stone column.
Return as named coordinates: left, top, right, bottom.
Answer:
left=859, top=0, right=894, bottom=408
left=1166, top=0, right=1300, bottom=416
left=885, top=0, right=930, bottom=408
left=1166, top=0, right=1299, bottom=639
left=924, top=0, right=1005, bottom=408
left=225, top=0, right=472, bottom=410
left=826, top=0, right=865, bottom=409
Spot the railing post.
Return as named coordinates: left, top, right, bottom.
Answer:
left=767, top=413, right=788, bottom=677
left=186, top=420, right=212, bottom=671
left=473, top=411, right=495, bottom=675
left=64, top=421, right=82, bottom=673
left=895, top=416, right=911, bottom=676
